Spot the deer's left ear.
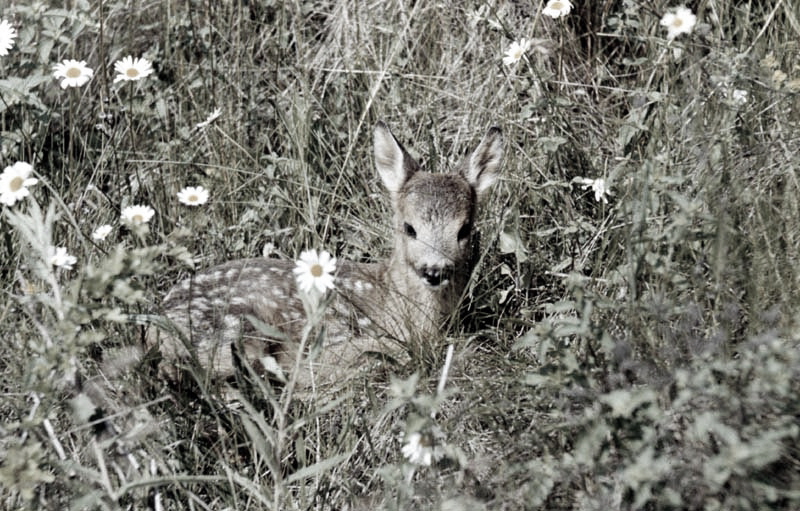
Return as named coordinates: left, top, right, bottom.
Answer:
left=462, top=127, right=503, bottom=198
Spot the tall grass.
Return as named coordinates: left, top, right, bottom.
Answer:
left=1, top=1, right=799, bottom=509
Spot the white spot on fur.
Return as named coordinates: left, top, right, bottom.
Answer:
left=190, top=309, right=206, bottom=325
left=333, top=300, right=350, bottom=316
left=194, top=273, right=213, bottom=285
left=241, top=266, right=263, bottom=278
left=222, top=315, right=240, bottom=329
left=187, top=299, right=210, bottom=312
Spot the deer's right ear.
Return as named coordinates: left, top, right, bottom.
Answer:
left=374, top=121, right=418, bottom=195
left=463, top=126, right=504, bottom=199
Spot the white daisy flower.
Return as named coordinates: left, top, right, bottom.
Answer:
left=196, top=108, right=222, bottom=129
left=503, top=38, right=530, bottom=66
left=121, top=205, right=155, bottom=225
left=50, top=247, right=77, bottom=270
left=401, top=432, right=434, bottom=466
left=576, top=177, right=611, bottom=204
left=0, top=161, right=38, bottom=207
left=660, top=6, right=697, bottom=40
left=293, top=249, right=337, bottom=294
left=0, top=19, right=17, bottom=56
left=542, top=0, right=573, bottom=19
left=177, top=186, right=209, bottom=206
left=731, top=89, right=748, bottom=105
left=52, top=59, right=94, bottom=89
left=113, top=56, right=154, bottom=83
left=91, top=224, right=113, bottom=241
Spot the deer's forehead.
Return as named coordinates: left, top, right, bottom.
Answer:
left=398, top=173, right=475, bottom=221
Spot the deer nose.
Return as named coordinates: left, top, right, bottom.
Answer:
left=419, top=266, right=452, bottom=287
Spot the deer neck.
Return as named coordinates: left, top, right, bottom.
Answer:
left=381, top=253, right=464, bottom=341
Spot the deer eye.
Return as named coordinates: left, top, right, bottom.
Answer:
left=403, top=222, right=417, bottom=239
left=457, top=223, right=472, bottom=241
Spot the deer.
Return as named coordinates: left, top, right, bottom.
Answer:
left=146, top=121, right=503, bottom=390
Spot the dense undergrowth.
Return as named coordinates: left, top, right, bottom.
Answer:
left=1, top=1, right=799, bottom=509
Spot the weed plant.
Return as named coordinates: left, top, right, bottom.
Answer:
left=1, top=1, right=799, bottom=509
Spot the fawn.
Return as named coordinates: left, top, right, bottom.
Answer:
left=147, top=121, right=503, bottom=389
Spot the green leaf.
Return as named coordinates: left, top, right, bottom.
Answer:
left=524, top=373, right=550, bottom=387
left=245, top=315, right=291, bottom=343
left=69, top=393, right=97, bottom=424
left=499, top=229, right=528, bottom=262
left=0, top=75, right=50, bottom=113
left=257, top=355, right=287, bottom=383
left=286, top=453, right=350, bottom=484
left=601, top=388, right=657, bottom=418
left=537, top=136, right=568, bottom=154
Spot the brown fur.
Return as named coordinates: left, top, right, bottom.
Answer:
left=147, top=121, right=503, bottom=389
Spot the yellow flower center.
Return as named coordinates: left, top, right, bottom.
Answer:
left=9, top=176, right=23, bottom=192
left=310, top=264, right=323, bottom=278
left=188, top=194, right=198, bottom=202
left=126, top=68, right=140, bottom=78
left=66, top=67, right=81, bottom=78
left=672, top=18, right=683, bottom=28
left=132, top=214, right=143, bottom=223
left=552, top=1, right=564, bottom=8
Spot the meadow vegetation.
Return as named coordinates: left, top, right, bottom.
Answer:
left=1, top=0, right=799, bottom=509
